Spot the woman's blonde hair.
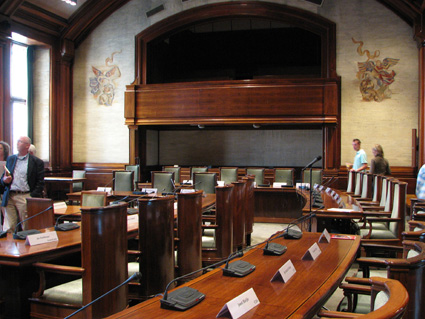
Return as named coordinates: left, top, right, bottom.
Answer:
left=372, top=144, right=384, bottom=156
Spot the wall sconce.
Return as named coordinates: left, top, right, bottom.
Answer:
left=62, top=0, right=77, bottom=6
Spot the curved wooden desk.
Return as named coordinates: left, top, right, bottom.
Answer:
left=107, top=232, right=360, bottom=319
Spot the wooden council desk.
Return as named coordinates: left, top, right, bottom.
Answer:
left=0, top=221, right=138, bottom=319
left=107, top=232, right=360, bottom=319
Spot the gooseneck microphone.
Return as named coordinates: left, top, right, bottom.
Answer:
left=222, top=251, right=255, bottom=277
left=13, top=206, right=54, bottom=240
left=302, top=155, right=322, bottom=170
left=54, top=213, right=80, bottom=231
left=160, top=250, right=243, bottom=311
left=64, top=272, right=142, bottom=319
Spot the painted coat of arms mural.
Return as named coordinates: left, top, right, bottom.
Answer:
left=352, top=38, right=399, bottom=102
left=89, top=51, right=122, bottom=106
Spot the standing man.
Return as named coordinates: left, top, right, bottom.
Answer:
left=416, top=164, right=425, bottom=199
left=347, top=138, right=368, bottom=172
left=1, top=136, right=45, bottom=232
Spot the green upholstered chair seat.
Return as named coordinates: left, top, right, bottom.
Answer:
left=128, top=262, right=139, bottom=277
left=190, top=167, right=208, bottom=180
left=41, top=278, right=83, bottom=305
left=203, top=228, right=215, bottom=237
left=152, top=171, right=174, bottom=193
left=81, top=191, right=107, bottom=207
left=194, top=173, right=217, bottom=194
left=72, top=170, right=86, bottom=192
left=164, top=166, right=181, bottom=183
left=202, top=236, right=216, bottom=248
left=113, top=171, right=134, bottom=192
left=274, top=169, right=294, bottom=186
left=246, top=168, right=265, bottom=185
left=360, top=228, right=397, bottom=239
left=220, top=168, right=238, bottom=184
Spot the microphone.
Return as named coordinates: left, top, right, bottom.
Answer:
left=222, top=251, right=255, bottom=277
left=64, top=272, right=142, bottom=319
left=13, top=206, right=53, bottom=240
left=54, top=213, right=80, bottom=231
left=160, top=250, right=243, bottom=311
left=281, top=211, right=318, bottom=240
left=263, top=240, right=287, bottom=256
left=110, top=196, right=129, bottom=205
left=302, top=155, right=322, bottom=170
left=97, top=177, right=115, bottom=191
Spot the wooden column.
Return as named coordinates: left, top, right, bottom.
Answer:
left=138, top=195, right=175, bottom=297
left=177, top=190, right=203, bottom=278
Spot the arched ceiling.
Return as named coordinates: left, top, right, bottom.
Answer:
left=0, top=0, right=424, bottom=46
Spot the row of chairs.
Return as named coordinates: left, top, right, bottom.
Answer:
left=321, top=171, right=425, bottom=319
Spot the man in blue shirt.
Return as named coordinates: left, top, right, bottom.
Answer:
left=348, top=138, right=368, bottom=172
left=416, top=164, right=425, bottom=199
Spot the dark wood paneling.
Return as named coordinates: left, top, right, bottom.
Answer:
left=126, top=79, right=339, bottom=126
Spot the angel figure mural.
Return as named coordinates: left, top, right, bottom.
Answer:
left=89, top=51, right=122, bottom=106
left=352, top=38, right=399, bottom=102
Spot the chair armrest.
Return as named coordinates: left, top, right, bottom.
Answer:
left=317, top=310, right=358, bottom=318
left=202, top=224, right=218, bottom=229
left=344, top=276, right=372, bottom=285
left=362, top=211, right=391, bottom=217
left=33, top=262, right=85, bottom=276
left=32, top=263, right=85, bottom=298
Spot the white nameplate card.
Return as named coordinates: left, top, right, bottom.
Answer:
left=127, top=215, right=138, bottom=224
left=302, top=242, right=322, bottom=260
left=97, top=187, right=112, bottom=194
left=326, top=208, right=355, bottom=213
left=174, top=202, right=178, bottom=210
left=318, top=229, right=331, bottom=243
left=325, top=188, right=332, bottom=194
left=217, top=181, right=225, bottom=186
left=216, top=288, right=260, bottom=319
left=273, top=182, right=287, bottom=188
left=26, top=231, right=58, bottom=246
left=270, top=259, right=296, bottom=283
left=182, top=180, right=193, bottom=185
left=141, top=188, right=157, bottom=195
left=180, top=188, right=195, bottom=193
left=53, top=201, right=67, bottom=210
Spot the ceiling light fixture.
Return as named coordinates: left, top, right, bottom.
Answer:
left=62, top=0, right=77, bottom=6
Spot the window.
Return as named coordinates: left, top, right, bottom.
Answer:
left=10, top=42, right=28, bottom=154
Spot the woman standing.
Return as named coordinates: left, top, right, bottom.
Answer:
left=370, top=144, right=391, bottom=175
left=0, top=141, right=10, bottom=231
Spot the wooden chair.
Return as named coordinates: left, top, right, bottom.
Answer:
left=128, top=196, right=174, bottom=299
left=350, top=240, right=425, bottom=319
left=30, top=203, right=129, bottom=319
left=25, top=198, right=55, bottom=230
left=357, top=174, right=384, bottom=207
left=190, top=166, right=208, bottom=180
left=72, top=170, right=86, bottom=192
left=80, top=190, right=107, bottom=207
left=113, top=170, right=134, bottom=192
left=246, top=168, right=265, bottom=185
left=274, top=167, right=294, bottom=186
left=125, top=165, right=140, bottom=190
left=151, top=171, right=175, bottom=193
left=346, top=170, right=356, bottom=194
left=176, top=190, right=203, bottom=278
left=163, top=166, right=181, bottom=183
left=355, top=172, right=373, bottom=201
left=317, top=277, right=408, bottom=319
left=360, top=181, right=407, bottom=246
left=193, top=172, right=217, bottom=194
left=219, top=167, right=238, bottom=184
left=402, top=220, right=425, bottom=242
left=302, top=168, right=323, bottom=186
left=202, top=185, right=234, bottom=265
